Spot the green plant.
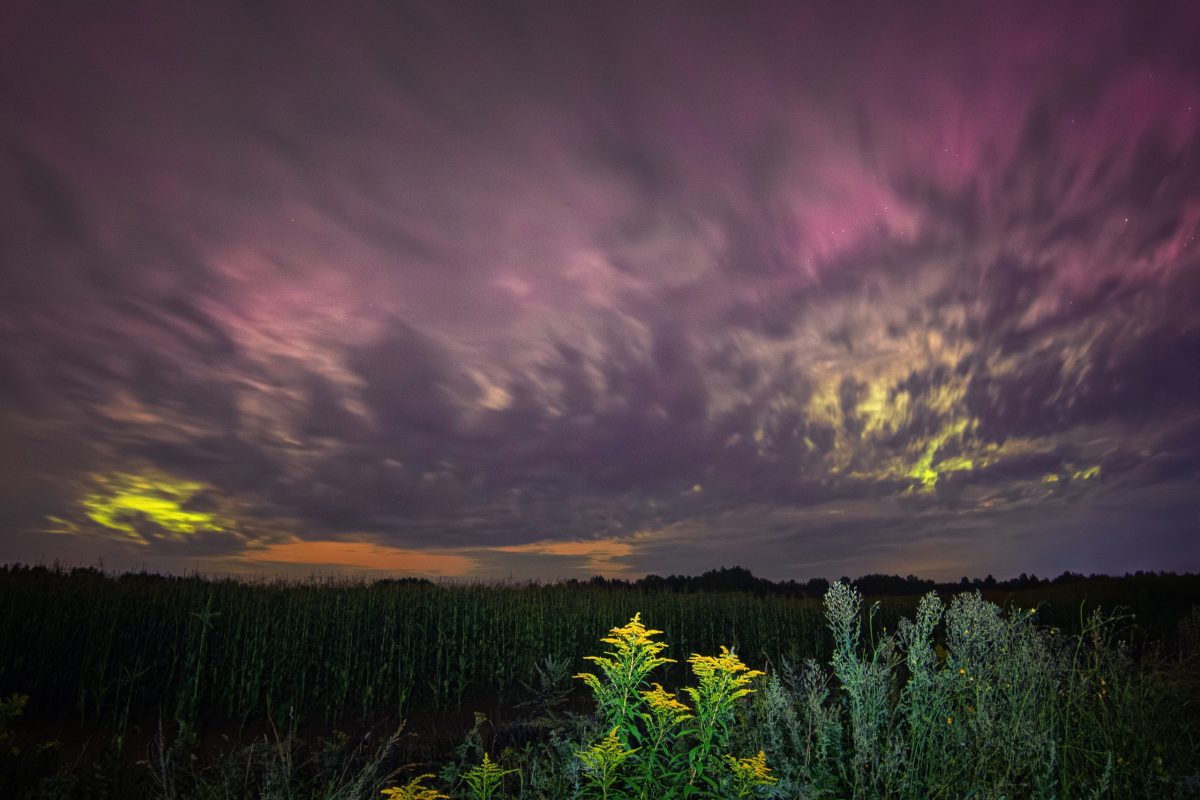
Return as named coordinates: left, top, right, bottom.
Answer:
left=0, top=693, right=28, bottom=756
left=462, top=753, right=517, bottom=800
left=824, top=581, right=901, bottom=797
left=682, top=647, right=765, bottom=796
left=574, top=614, right=772, bottom=800
left=575, top=614, right=676, bottom=749
left=578, top=728, right=639, bottom=799
left=637, top=683, right=692, bottom=797
left=806, top=582, right=1200, bottom=798
left=723, top=750, right=778, bottom=798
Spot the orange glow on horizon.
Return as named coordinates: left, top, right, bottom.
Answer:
left=242, top=539, right=477, bottom=575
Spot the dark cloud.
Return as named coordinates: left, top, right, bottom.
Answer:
left=352, top=320, right=468, bottom=437
left=3, top=141, right=89, bottom=244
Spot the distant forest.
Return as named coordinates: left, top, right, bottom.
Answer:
left=512, top=565, right=1200, bottom=598
left=7, top=561, right=1194, bottom=598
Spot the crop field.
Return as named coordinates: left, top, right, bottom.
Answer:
left=0, top=566, right=1197, bottom=799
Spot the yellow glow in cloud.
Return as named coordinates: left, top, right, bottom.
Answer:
left=80, top=471, right=227, bottom=544
left=808, top=366, right=985, bottom=490
left=1041, top=464, right=1100, bottom=485
left=905, top=418, right=976, bottom=490
left=244, top=539, right=477, bottom=575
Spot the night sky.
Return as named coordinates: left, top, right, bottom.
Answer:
left=2, top=1, right=1199, bottom=581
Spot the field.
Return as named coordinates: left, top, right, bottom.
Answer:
left=0, top=565, right=1197, bottom=798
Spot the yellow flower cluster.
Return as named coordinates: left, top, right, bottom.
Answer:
left=575, top=613, right=675, bottom=692
left=578, top=727, right=638, bottom=773
left=725, top=750, right=778, bottom=792
left=687, top=646, right=765, bottom=699
left=641, top=682, right=693, bottom=721
left=380, top=774, right=448, bottom=800
left=600, top=613, right=667, bottom=651
left=688, top=646, right=765, bottom=680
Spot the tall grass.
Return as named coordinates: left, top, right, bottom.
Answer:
left=1, top=565, right=1195, bottom=737
left=0, top=566, right=825, bottom=731
left=732, top=583, right=1200, bottom=799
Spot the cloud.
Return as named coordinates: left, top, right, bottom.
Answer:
left=1, top=0, right=1198, bottom=578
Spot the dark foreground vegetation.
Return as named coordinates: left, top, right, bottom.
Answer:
left=0, top=564, right=1197, bottom=798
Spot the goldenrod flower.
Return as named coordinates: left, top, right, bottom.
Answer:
left=726, top=750, right=778, bottom=797
left=381, top=774, right=448, bottom=800
left=685, top=646, right=765, bottom=709
left=688, top=647, right=765, bottom=681
left=578, top=727, right=637, bottom=775
left=641, top=682, right=693, bottom=721
left=601, top=613, right=666, bottom=649
left=576, top=613, right=676, bottom=692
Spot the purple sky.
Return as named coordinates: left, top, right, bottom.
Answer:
left=1, top=0, right=1198, bottom=581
